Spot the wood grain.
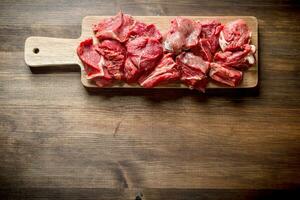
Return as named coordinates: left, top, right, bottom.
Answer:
left=0, top=188, right=298, bottom=200
left=24, top=37, right=80, bottom=67
left=1, top=0, right=300, bottom=199
left=24, top=16, right=258, bottom=89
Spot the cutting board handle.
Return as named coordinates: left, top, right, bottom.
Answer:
left=24, top=37, right=80, bottom=67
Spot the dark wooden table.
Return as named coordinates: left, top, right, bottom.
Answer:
left=0, top=0, right=299, bottom=199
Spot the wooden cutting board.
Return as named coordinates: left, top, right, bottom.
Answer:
left=24, top=16, right=258, bottom=89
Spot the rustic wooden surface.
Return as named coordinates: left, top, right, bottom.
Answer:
left=0, top=0, right=299, bottom=199
left=24, top=16, right=258, bottom=89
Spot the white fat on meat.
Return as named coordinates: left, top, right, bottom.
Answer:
left=249, top=44, right=256, bottom=53
left=219, top=31, right=229, bottom=51
left=163, top=40, right=173, bottom=52
left=245, top=55, right=255, bottom=65
left=245, top=44, right=256, bottom=65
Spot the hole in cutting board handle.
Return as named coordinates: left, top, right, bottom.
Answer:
left=135, top=192, right=143, bottom=200
left=33, top=48, right=39, bottom=54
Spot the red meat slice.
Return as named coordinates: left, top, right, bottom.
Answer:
left=139, top=53, right=180, bottom=88
left=95, top=39, right=126, bottom=80
left=77, top=38, right=113, bottom=87
left=176, top=52, right=210, bottom=92
left=191, top=20, right=223, bottom=61
left=191, top=39, right=213, bottom=61
left=129, top=21, right=162, bottom=41
left=163, top=17, right=201, bottom=53
left=209, top=63, right=243, bottom=87
left=214, top=44, right=256, bottom=69
left=124, top=36, right=163, bottom=82
left=124, top=57, right=139, bottom=83
left=93, top=12, right=136, bottom=43
left=200, top=20, right=223, bottom=52
left=219, top=19, right=251, bottom=51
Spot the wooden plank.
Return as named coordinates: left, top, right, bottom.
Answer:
left=0, top=188, right=297, bottom=200
left=24, top=16, right=258, bottom=89
left=1, top=0, right=300, bottom=197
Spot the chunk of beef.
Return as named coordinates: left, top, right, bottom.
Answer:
left=77, top=38, right=113, bottom=87
left=219, top=19, right=251, bottom=51
left=129, top=21, right=162, bottom=40
left=93, top=12, right=136, bottom=43
left=191, top=39, right=213, bottom=61
left=176, top=52, right=210, bottom=92
left=124, top=57, right=139, bottom=83
left=200, top=20, right=223, bottom=52
left=139, top=53, right=180, bottom=88
left=209, top=63, right=243, bottom=87
left=124, top=36, right=163, bottom=82
left=191, top=20, right=223, bottom=61
left=163, top=17, right=201, bottom=53
left=214, top=44, right=256, bottom=69
left=96, top=39, right=126, bottom=80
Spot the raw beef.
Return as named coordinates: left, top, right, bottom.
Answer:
left=93, top=12, right=136, bottom=43
left=96, top=39, right=126, bottom=80
left=191, top=39, right=212, bottom=61
left=191, top=20, right=223, bottom=61
left=124, top=36, right=163, bottom=82
left=124, top=57, right=138, bottom=82
left=139, top=53, right=180, bottom=88
left=77, top=38, right=113, bottom=87
left=163, top=17, right=201, bottom=53
left=78, top=12, right=256, bottom=91
left=176, top=52, right=210, bottom=92
left=200, top=20, right=223, bottom=52
left=214, top=44, right=256, bottom=69
left=129, top=21, right=162, bottom=41
left=209, top=63, right=243, bottom=87
left=219, top=19, right=251, bottom=51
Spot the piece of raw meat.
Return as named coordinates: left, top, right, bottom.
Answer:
left=93, top=12, right=136, bottom=43
left=124, top=57, right=139, bottom=83
left=200, top=20, right=223, bottom=52
left=95, top=39, right=126, bottom=80
left=176, top=52, right=210, bottom=92
left=124, top=36, right=163, bottom=82
left=191, top=39, right=212, bottom=61
left=77, top=38, right=113, bottom=87
left=191, top=20, right=223, bottom=61
left=163, top=17, right=201, bottom=53
left=139, top=53, right=180, bottom=88
left=209, top=62, right=243, bottom=87
left=219, top=19, right=251, bottom=51
left=214, top=44, right=256, bottom=69
left=129, top=21, right=162, bottom=40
